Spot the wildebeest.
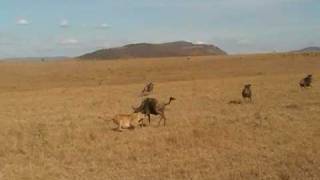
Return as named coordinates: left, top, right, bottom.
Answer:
left=111, top=113, right=145, bottom=132
left=132, top=97, right=176, bottom=126
left=299, top=74, right=312, bottom=88
left=242, top=84, right=252, bottom=102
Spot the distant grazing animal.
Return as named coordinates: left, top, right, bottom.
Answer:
left=132, top=97, right=176, bottom=126
left=140, top=82, right=154, bottom=96
left=111, top=113, right=144, bottom=132
left=228, top=100, right=242, bottom=105
left=299, top=74, right=312, bottom=88
left=242, top=84, right=252, bottom=102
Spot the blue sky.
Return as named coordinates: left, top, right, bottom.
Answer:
left=0, top=0, right=319, bottom=58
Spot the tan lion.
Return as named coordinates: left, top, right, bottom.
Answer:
left=112, top=113, right=145, bottom=132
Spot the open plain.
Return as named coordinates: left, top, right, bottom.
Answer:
left=0, top=53, right=319, bottom=179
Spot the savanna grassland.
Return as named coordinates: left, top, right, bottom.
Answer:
left=0, top=53, right=319, bottom=180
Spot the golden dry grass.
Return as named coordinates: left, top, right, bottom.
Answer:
left=0, top=53, right=319, bottom=179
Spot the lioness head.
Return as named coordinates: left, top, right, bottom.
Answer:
left=131, top=113, right=145, bottom=126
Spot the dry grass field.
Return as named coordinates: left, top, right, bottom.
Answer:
left=0, top=53, right=319, bottom=180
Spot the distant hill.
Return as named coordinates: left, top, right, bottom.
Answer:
left=78, top=41, right=227, bottom=60
left=293, top=47, right=320, bottom=53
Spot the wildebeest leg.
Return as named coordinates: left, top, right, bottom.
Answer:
left=158, top=116, right=162, bottom=126
left=139, top=116, right=144, bottom=127
left=158, top=113, right=166, bottom=126
left=163, top=114, right=167, bottom=126
left=148, top=114, right=151, bottom=125
left=140, top=114, right=147, bottom=127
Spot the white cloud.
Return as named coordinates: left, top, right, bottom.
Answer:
left=60, top=19, right=69, bottom=28
left=98, top=23, right=111, bottom=29
left=59, top=38, right=79, bottom=45
left=16, top=18, right=30, bottom=25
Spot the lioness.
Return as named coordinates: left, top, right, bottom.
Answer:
left=112, top=113, right=144, bottom=132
